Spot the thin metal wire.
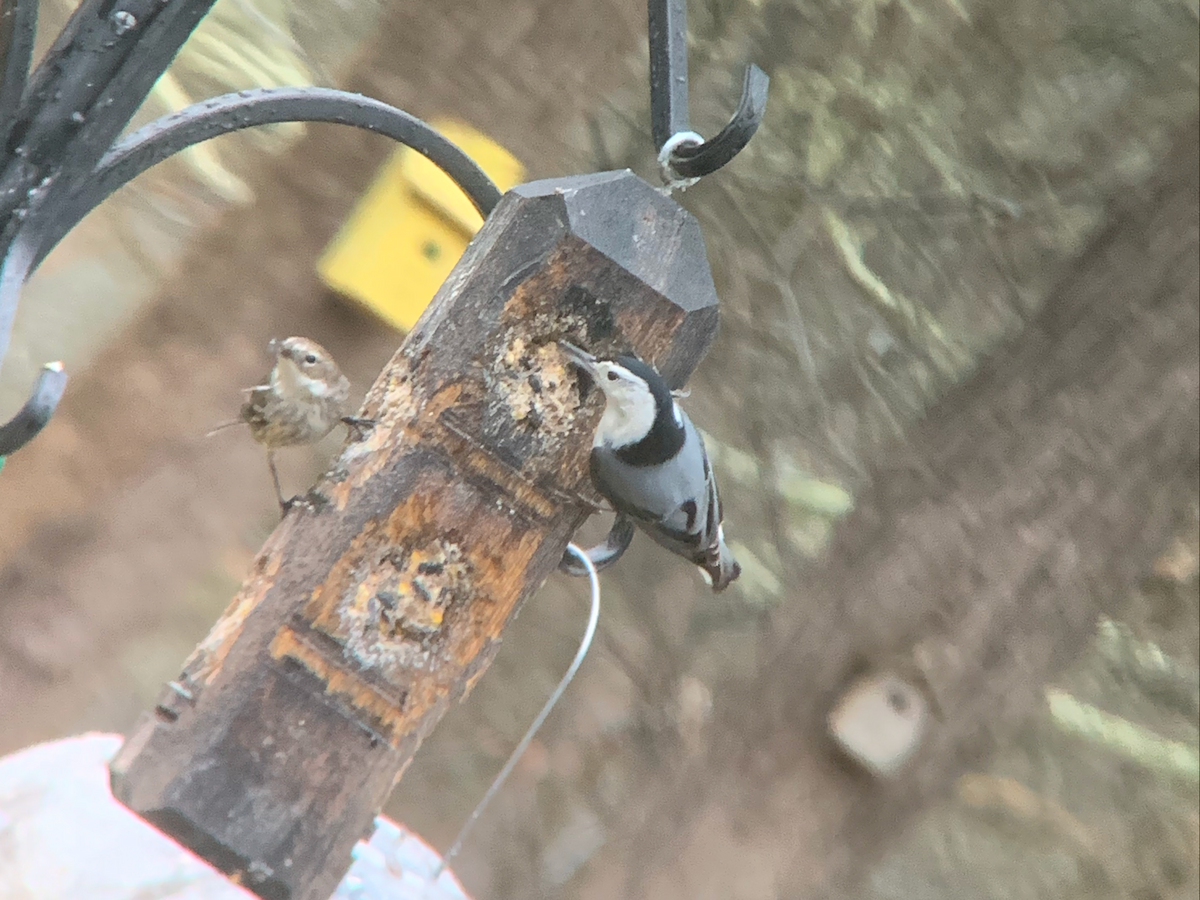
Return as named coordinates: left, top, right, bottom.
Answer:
left=432, top=543, right=602, bottom=882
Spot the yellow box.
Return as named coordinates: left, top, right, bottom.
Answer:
left=317, top=120, right=524, bottom=332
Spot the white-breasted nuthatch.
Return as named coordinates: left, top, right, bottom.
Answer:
left=559, top=341, right=741, bottom=591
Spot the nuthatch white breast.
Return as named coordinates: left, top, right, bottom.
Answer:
left=559, top=341, right=741, bottom=591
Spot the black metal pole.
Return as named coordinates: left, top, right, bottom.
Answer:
left=648, top=0, right=691, bottom=150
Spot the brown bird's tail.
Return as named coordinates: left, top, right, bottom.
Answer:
left=204, top=420, right=247, bottom=438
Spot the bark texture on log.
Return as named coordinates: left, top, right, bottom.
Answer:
left=610, top=122, right=1200, bottom=900
left=109, top=170, right=720, bottom=900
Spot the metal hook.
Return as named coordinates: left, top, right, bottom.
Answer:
left=648, top=0, right=769, bottom=182
left=0, top=360, right=67, bottom=458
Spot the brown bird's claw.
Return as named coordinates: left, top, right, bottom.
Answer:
left=280, top=494, right=319, bottom=517
left=342, top=415, right=376, bottom=441
left=281, top=490, right=331, bottom=518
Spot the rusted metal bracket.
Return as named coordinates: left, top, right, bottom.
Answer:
left=109, top=169, right=721, bottom=900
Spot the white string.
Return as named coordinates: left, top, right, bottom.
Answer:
left=657, top=130, right=704, bottom=193
left=430, top=543, right=601, bottom=883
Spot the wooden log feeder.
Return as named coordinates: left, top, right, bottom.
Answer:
left=108, top=170, right=721, bottom=900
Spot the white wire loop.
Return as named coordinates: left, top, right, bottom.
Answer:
left=657, top=129, right=704, bottom=192
left=431, top=543, right=601, bottom=882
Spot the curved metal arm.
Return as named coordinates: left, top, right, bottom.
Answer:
left=34, top=86, right=503, bottom=267
left=0, top=361, right=67, bottom=457
left=648, top=0, right=769, bottom=181
left=559, top=512, right=636, bottom=575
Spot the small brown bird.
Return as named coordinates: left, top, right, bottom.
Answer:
left=212, top=337, right=369, bottom=511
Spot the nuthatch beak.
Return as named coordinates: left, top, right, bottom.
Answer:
left=558, top=340, right=600, bottom=380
